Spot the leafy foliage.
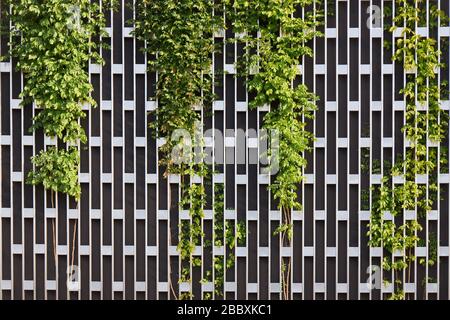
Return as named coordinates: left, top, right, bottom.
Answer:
left=3, top=0, right=112, bottom=200
left=133, top=0, right=225, bottom=299
left=368, top=0, right=448, bottom=300
left=227, top=0, right=323, bottom=299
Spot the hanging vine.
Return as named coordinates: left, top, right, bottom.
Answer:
left=3, top=0, right=112, bottom=266
left=368, top=0, right=449, bottom=300
left=202, top=183, right=245, bottom=299
left=227, top=0, right=322, bottom=299
left=134, top=0, right=224, bottom=299
left=5, top=0, right=111, bottom=198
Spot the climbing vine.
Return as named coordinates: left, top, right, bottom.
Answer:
left=227, top=0, right=322, bottom=299
left=134, top=0, right=224, bottom=299
left=368, top=0, right=449, bottom=300
left=2, top=0, right=112, bottom=267
left=201, top=184, right=246, bottom=299
left=7, top=0, right=448, bottom=302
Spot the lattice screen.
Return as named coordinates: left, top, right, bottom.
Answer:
left=1, top=0, right=450, bottom=300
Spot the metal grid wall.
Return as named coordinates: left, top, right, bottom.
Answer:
left=1, top=0, right=450, bottom=300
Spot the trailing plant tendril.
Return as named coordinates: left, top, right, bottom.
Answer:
left=4, top=0, right=111, bottom=200
left=133, top=0, right=226, bottom=300
left=368, top=0, right=449, bottom=300
left=2, top=0, right=113, bottom=272
left=227, top=0, right=323, bottom=300
left=204, top=183, right=245, bottom=299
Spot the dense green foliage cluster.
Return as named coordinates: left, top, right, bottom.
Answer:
left=227, top=0, right=322, bottom=299
left=199, top=184, right=245, bottom=299
left=4, top=0, right=111, bottom=200
left=134, top=0, right=225, bottom=299
left=368, top=0, right=449, bottom=299
left=8, top=0, right=448, bottom=301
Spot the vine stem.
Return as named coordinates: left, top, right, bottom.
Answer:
left=69, top=201, right=79, bottom=298
left=167, top=179, right=179, bottom=300
left=281, top=205, right=292, bottom=300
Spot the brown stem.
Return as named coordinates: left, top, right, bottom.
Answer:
left=281, top=234, right=286, bottom=300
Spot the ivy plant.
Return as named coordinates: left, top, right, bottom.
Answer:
left=2, top=0, right=112, bottom=269
left=4, top=0, right=112, bottom=200
left=134, top=0, right=225, bottom=300
left=227, top=0, right=323, bottom=299
left=368, top=0, right=449, bottom=300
